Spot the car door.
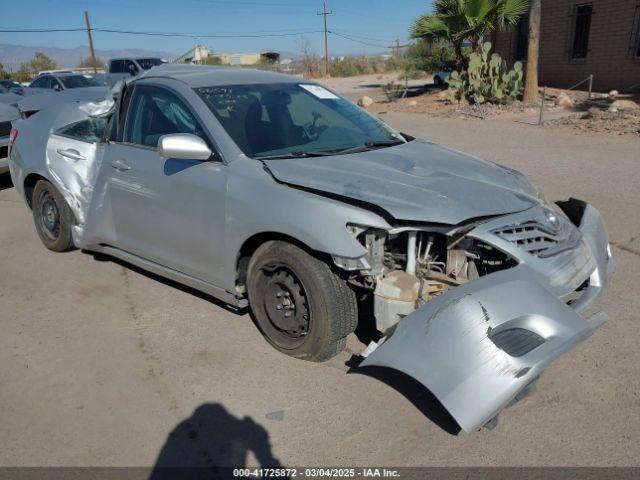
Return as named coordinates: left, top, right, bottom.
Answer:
left=28, top=75, right=52, bottom=95
left=45, top=116, right=107, bottom=228
left=101, top=83, right=228, bottom=286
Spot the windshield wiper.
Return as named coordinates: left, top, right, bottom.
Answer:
left=255, top=150, right=335, bottom=160
left=333, top=139, right=405, bottom=155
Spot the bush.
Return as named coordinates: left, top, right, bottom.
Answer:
left=446, top=42, right=523, bottom=105
left=383, top=81, right=405, bottom=102
left=329, top=59, right=361, bottom=77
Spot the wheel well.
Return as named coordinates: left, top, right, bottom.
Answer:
left=23, top=173, right=47, bottom=209
left=236, top=232, right=328, bottom=291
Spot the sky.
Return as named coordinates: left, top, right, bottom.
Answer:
left=0, top=0, right=434, bottom=57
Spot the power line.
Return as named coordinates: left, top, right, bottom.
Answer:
left=328, top=31, right=389, bottom=49
left=0, top=27, right=324, bottom=38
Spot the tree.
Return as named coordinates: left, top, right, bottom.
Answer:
left=78, top=57, right=105, bottom=69
left=0, top=62, right=10, bottom=80
left=522, top=0, right=540, bottom=103
left=299, top=37, right=321, bottom=78
left=29, top=52, right=57, bottom=74
left=11, top=52, right=59, bottom=82
left=411, top=0, right=529, bottom=69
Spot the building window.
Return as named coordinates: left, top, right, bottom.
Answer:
left=635, top=11, right=640, bottom=58
left=571, top=4, right=593, bottom=59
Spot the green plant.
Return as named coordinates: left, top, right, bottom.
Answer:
left=383, top=81, right=405, bottom=102
left=446, top=42, right=523, bottom=104
left=411, top=0, right=529, bottom=69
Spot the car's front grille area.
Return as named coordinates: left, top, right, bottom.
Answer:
left=0, top=121, right=11, bottom=138
left=492, top=221, right=562, bottom=257
left=490, top=328, right=545, bottom=357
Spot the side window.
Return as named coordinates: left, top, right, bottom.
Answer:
left=124, top=85, right=206, bottom=148
left=56, top=117, right=107, bottom=143
left=124, top=60, right=139, bottom=76
left=110, top=60, right=124, bottom=73
left=31, top=76, right=49, bottom=88
left=51, top=78, right=63, bottom=90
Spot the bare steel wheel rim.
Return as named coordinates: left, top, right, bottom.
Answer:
left=260, top=265, right=311, bottom=347
left=38, top=190, right=61, bottom=241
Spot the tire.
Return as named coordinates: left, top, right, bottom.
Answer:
left=247, top=241, right=357, bottom=362
left=31, top=180, right=75, bottom=252
left=434, top=76, right=443, bottom=86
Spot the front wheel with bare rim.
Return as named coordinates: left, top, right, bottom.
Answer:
left=31, top=180, right=75, bottom=252
left=247, top=241, right=357, bottom=362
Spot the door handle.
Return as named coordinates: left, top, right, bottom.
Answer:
left=111, top=159, right=131, bottom=172
left=56, top=148, right=85, bottom=161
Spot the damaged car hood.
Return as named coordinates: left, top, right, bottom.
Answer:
left=264, top=139, right=538, bottom=224
left=17, top=87, right=109, bottom=115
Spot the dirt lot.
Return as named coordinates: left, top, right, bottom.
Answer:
left=1, top=79, right=639, bottom=469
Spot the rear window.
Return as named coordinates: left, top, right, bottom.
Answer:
left=136, top=58, right=165, bottom=70
left=59, top=75, right=101, bottom=89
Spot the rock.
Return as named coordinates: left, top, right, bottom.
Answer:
left=357, top=96, right=374, bottom=107
left=608, top=90, right=619, bottom=98
left=557, top=92, right=574, bottom=108
left=586, top=107, right=602, bottom=119
left=608, top=99, right=639, bottom=112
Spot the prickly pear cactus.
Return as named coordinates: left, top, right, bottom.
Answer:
left=445, top=42, right=524, bottom=105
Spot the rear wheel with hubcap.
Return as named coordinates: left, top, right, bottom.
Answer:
left=247, top=241, right=357, bottom=362
left=31, top=180, right=75, bottom=252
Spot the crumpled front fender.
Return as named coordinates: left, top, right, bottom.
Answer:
left=360, top=266, right=606, bottom=433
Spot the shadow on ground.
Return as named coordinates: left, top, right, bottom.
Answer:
left=347, top=362, right=461, bottom=436
left=0, top=173, right=13, bottom=191
left=87, top=251, right=247, bottom=316
left=150, top=403, right=285, bottom=480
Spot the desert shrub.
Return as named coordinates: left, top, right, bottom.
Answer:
left=383, top=81, right=405, bottom=102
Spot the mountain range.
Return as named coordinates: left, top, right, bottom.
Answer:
left=0, top=44, right=178, bottom=71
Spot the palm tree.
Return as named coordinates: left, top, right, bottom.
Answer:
left=411, top=0, right=529, bottom=69
left=522, top=0, right=541, bottom=102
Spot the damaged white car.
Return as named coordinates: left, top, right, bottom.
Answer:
left=8, top=65, right=614, bottom=433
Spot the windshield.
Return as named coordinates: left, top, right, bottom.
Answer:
left=59, top=75, right=101, bottom=89
left=195, top=83, right=401, bottom=158
left=137, top=58, right=165, bottom=70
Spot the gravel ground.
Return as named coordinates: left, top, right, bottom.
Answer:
left=1, top=97, right=639, bottom=469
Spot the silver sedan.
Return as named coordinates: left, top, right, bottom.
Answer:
left=9, top=64, right=614, bottom=433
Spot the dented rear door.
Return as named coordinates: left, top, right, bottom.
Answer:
left=360, top=266, right=606, bottom=433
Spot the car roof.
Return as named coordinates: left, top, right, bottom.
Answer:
left=52, top=72, right=94, bottom=78
left=135, top=63, right=301, bottom=88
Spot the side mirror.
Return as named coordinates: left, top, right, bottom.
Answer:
left=53, top=84, right=62, bottom=92
left=158, top=133, right=212, bottom=161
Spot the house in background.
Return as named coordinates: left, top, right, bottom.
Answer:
left=174, top=44, right=280, bottom=66
left=493, top=0, right=640, bottom=92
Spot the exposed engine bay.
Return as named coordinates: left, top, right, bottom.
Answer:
left=340, top=224, right=517, bottom=334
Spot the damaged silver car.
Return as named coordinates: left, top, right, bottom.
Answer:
left=8, top=65, right=614, bottom=433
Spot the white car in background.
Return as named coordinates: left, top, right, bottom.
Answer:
left=433, top=61, right=456, bottom=86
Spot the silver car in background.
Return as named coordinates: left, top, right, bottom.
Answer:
left=8, top=65, right=615, bottom=433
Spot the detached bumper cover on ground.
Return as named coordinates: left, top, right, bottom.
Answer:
left=361, top=203, right=614, bottom=433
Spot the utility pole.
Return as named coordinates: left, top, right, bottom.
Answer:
left=317, top=0, right=332, bottom=77
left=84, top=10, right=98, bottom=74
